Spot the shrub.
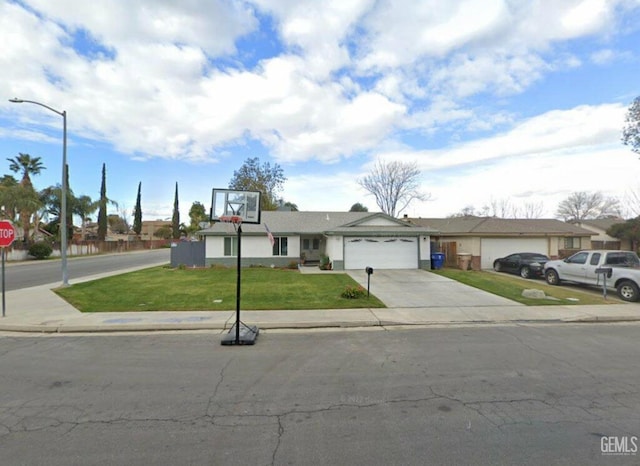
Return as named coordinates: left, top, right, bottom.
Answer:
left=341, top=285, right=367, bottom=299
left=28, top=241, right=53, bottom=260
left=319, top=255, right=332, bottom=270
left=287, top=261, right=299, bottom=269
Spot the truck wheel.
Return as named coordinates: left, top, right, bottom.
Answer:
left=520, top=266, right=531, bottom=279
left=545, top=269, right=560, bottom=285
left=616, top=280, right=640, bottom=302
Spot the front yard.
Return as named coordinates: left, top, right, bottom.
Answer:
left=432, top=268, right=615, bottom=305
left=54, top=266, right=385, bottom=312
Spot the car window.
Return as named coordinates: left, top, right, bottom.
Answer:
left=567, top=252, right=588, bottom=264
left=530, top=254, right=549, bottom=261
left=590, top=253, right=601, bottom=265
left=605, top=252, right=640, bottom=267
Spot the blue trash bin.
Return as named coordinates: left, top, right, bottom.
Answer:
left=430, top=252, right=445, bottom=269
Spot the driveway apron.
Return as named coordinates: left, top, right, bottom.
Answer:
left=347, top=269, right=522, bottom=308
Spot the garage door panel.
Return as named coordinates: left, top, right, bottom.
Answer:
left=345, top=237, right=418, bottom=269
left=481, top=238, right=548, bottom=269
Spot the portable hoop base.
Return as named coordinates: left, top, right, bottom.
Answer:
left=221, top=322, right=259, bottom=345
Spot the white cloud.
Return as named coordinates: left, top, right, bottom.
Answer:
left=284, top=171, right=370, bottom=211
left=560, top=0, right=611, bottom=36
left=252, top=0, right=373, bottom=77
left=375, top=104, right=626, bottom=172
left=22, top=0, right=258, bottom=58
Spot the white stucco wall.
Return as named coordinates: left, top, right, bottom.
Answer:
left=419, top=235, right=431, bottom=260
left=205, top=235, right=300, bottom=259
left=325, top=235, right=343, bottom=262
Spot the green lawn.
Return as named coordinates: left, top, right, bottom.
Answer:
left=431, top=268, right=614, bottom=305
left=54, top=266, right=385, bottom=312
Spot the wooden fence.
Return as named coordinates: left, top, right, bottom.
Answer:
left=5, top=239, right=172, bottom=261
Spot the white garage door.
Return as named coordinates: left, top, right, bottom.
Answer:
left=481, top=238, right=549, bottom=269
left=344, top=237, right=418, bottom=270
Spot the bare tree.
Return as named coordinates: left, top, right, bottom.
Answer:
left=624, top=186, right=640, bottom=217
left=483, top=197, right=517, bottom=218
left=622, top=96, right=640, bottom=155
left=358, top=160, right=429, bottom=217
left=556, top=191, right=621, bottom=222
left=517, top=201, right=545, bottom=219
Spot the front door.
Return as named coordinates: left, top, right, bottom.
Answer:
left=301, top=236, right=323, bottom=262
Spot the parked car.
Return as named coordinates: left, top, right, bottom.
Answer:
left=493, top=252, right=550, bottom=278
left=544, top=250, right=640, bottom=302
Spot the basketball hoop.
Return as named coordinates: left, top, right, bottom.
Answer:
left=210, top=188, right=261, bottom=345
left=219, top=215, right=243, bottom=233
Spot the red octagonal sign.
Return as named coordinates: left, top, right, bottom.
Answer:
left=0, top=221, right=16, bottom=247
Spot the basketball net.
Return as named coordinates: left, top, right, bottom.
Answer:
left=219, top=215, right=243, bottom=233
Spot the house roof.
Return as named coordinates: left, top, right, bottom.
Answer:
left=577, top=218, right=626, bottom=232
left=409, top=216, right=595, bottom=236
left=200, top=211, right=435, bottom=236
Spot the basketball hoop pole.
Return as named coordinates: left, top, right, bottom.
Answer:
left=235, top=223, right=242, bottom=344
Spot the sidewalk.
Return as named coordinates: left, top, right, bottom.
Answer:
left=1, top=279, right=639, bottom=334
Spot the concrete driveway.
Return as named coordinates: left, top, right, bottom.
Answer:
left=347, top=269, right=522, bottom=308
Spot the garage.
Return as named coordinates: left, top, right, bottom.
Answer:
left=481, top=238, right=549, bottom=269
left=344, top=237, right=418, bottom=269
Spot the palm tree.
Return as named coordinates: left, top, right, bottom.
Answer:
left=7, top=153, right=45, bottom=187
left=7, top=153, right=45, bottom=242
left=73, top=195, right=99, bottom=240
left=39, top=184, right=73, bottom=240
left=0, top=175, right=19, bottom=220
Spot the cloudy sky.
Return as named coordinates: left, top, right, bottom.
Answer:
left=1, top=0, right=639, bottom=223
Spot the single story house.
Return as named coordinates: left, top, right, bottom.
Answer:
left=574, top=218, right=630, bottom=250
left=408, top=216, right=596, bottom=270
left=200, top=211, right=436, bottom=270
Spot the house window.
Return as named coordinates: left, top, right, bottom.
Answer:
left=564, top=237, right=581, bottom=249
left=273, top=237, right=288, bottom=256
left=224, top=237, right=238, bottom=256
left=303, top=238, right=320, bottom=250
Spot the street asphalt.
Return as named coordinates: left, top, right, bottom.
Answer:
left=1, top=264, right=639, bottom=334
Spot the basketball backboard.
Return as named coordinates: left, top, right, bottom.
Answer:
left=211, top=189, right=261, bottom=224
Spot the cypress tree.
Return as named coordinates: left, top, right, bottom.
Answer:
left=97, top=163, right=107, bottom=240
left=172, top=182, right=180, bottom=239
left=133, top=182, right=142, bottom=236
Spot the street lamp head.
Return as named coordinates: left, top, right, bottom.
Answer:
left=9, top=98, right=24, bottom=103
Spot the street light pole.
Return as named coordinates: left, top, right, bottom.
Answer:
left=9, top=98, right=69, bottom=286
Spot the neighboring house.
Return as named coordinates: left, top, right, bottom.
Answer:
left=199, top=211, right=436, bottom=270
left=408, top=216, right=595, bottom=270
left=140, top=220, right=172, bottom=240
left=12, top=224, right=53, bottom=243
left=83, top=222, right=136, bottom=241
left=575, top=218, right=630, bottom=250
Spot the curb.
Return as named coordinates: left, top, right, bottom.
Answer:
left=563, top=316, right=640, bottom=323
left=2, top=316, right=639, bottom=334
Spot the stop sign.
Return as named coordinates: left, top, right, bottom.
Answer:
left=0, top=221, right=16, bottom=247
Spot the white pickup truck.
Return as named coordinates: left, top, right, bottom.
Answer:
left=544, top=250, right=640, bottom=302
